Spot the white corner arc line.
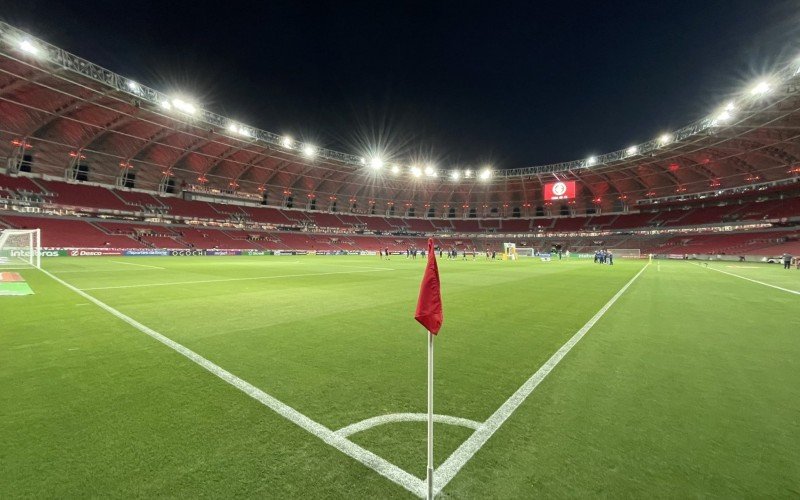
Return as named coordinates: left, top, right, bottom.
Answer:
left=335, top=413, right=481, bottom=438
left=697, top=263, right=800, bottom=295
left=79, top=268, right=393, bottom=291
left=38, top=268, right=426, bottom=498
left=434, top=263, right=650, bottom=494
left=110, top=260, right=166, bottom=269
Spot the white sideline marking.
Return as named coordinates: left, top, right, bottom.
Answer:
left=79, top=268, right=394, bottom=291
left=39, top=268, right=427, bottom=498
left=110, top=260, right=166, bottom=269
left=335, top=413, right=481, bottom=438
left=433, top=263, right=650, bottom=494
left=698, top=264, right=799, bottom=296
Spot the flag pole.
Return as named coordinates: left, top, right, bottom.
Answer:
left=427, top=330, right=434, bottom=500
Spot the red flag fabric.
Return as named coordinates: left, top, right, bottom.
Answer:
left=415, top=238, right=443, bottom=334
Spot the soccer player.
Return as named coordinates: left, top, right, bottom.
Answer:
left=783, top=253, right=792, bottom=269
left=608, top=250, right=613, bottom=265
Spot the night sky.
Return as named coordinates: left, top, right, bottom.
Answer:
left=3, top=1, right=799, bottom=169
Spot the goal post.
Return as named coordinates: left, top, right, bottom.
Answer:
left=0, top=229, right=41, bottom=269
left=611, top=248, right=641, bottom=258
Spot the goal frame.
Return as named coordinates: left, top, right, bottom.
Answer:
left=0, top=228, right=41, bottom=269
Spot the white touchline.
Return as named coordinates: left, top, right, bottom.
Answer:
left=336, top=413, right=481, bottom=438
left=110, top=260, right=166, bottom=269
left=698, top=263, right=799, bottom=295
left=433, top=263, right=650, bottom=494
left=79, top=268, right=394, bottom=291
left=39, top=268, right=427, bottom=498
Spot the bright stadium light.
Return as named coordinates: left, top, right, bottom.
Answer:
left=410, top=166, right=422, bottom=177
left=658, top=133, right=672, bottom=145
left=464, top=169, right=473, bottom=178
left=19, top=39, right=39, bottom=56
left=451, top=170, right=461, bottom=181
left=391, top=164, right=401, bottom=175
left=127, top=81, right=141, bottom=93
left=228, top=122, right=239, bottom=133
left=626, top=146, right=638, bottom=156
left=751, top=80, right=771, bottom=96
left=159, top=99, right=172, bottom=111
left=281, top=136, right=294, bottom=148
left=171, top=98, right=196, bottom=115
left=715, top=110, right=732, bottom=122
left=479, top=168, right=492, bottom=180
left=369, top=157, right=384, bottom=169
left=724, top=101, right=735, bottom=111
left=424, top=165, right=435, bottom=177
left=302, top=145, right=317, bottom=157
left=586, top=156, right=597, bottom=166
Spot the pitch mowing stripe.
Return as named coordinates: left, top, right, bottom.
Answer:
left=79, top=268, right=395, bottom=291
left=335, top=413, right=482, bottom=438
left=434, top=263, right=650, bottom=494
left=39, top=269, right=427, bottom=498
left=700, top=264, right=800, bottom=295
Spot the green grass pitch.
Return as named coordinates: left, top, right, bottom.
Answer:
left=2, top=255, right=799, bottom=497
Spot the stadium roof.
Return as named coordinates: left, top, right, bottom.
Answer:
left=2, top=21, right=800, bottom=211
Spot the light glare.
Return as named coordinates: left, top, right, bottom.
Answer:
left=451, top=170, right=461, bottom=180
left=19, top=40, right=39, bottom=55
left=626, top=146, right=638, bottom=156
left=410, top=166, right=422, bottom=177
left=302, top=145, right=317, bottom=157
left=751, top=81, right=771, bottom=95
left=391, top=165, right=400, bottom=175
left=479, top=168, right=492, bottom=180
left=281, top=136, right=293, bottom=148
left=369, top=157, right=384, bottom=169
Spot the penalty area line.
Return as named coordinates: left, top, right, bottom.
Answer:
left=434, top=263, right=650, bottom=494
left=79, top=268, right=394, bottom=291
left=110, top=260, right=166, bottom=269
left=38, top=268, right=427, bottom=498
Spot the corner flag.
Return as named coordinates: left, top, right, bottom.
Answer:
left=415, top=238, right=442, bottom=499
left=415, top=238, right=443, bottom=334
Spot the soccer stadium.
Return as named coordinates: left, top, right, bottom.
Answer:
left=2, top=7, right=799, bottom=499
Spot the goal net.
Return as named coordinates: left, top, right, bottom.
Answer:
left=515, top=247, right=535, bottom=257
left=0, top=229, right=41, bottom=269
left=611, top=248, right=641, bottom=258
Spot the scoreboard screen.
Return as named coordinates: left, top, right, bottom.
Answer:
left=543, top=181, right=577, bottom=201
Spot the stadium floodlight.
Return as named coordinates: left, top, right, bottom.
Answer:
left=302, top=145, right=317, bottom=157
left=390, top=164, right=401, bottom=175
left=479, top=168, right=492, bottom=180
left=19, top=39, right=39, bottom=56
left=451, top=170, right=461, bottom=181
left=228, top=122, right=239, bottom=133
left=281, top=136, right=294, bottom=148
left=626, top=146, right=638, bottom=156
left=424, top=166, right=435, bottom=177
left=658, top=133, right=672, bottom=145
left=159, top=99, right=172, bottom=111
left=715, top=110, right=732, bottom=122
left=410, top=166, right=422, bottom=177
left=369, top=157, right=384, bottom=169
left=724, top=101, right=735, bottom=111
left=127, top=81, right=141, bottom=93
left=171, top=98, right=196, bottom=115
left=586, top=156, right=597, bottom=166
left=359, top=157, right=366, bottom=164
left=750, top=80, right=771, bottom=96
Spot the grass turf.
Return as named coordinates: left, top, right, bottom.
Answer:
left=1, top=256, right=798, bottom=497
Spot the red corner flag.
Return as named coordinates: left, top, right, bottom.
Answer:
left=415, top=238, right=443, bottom=334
